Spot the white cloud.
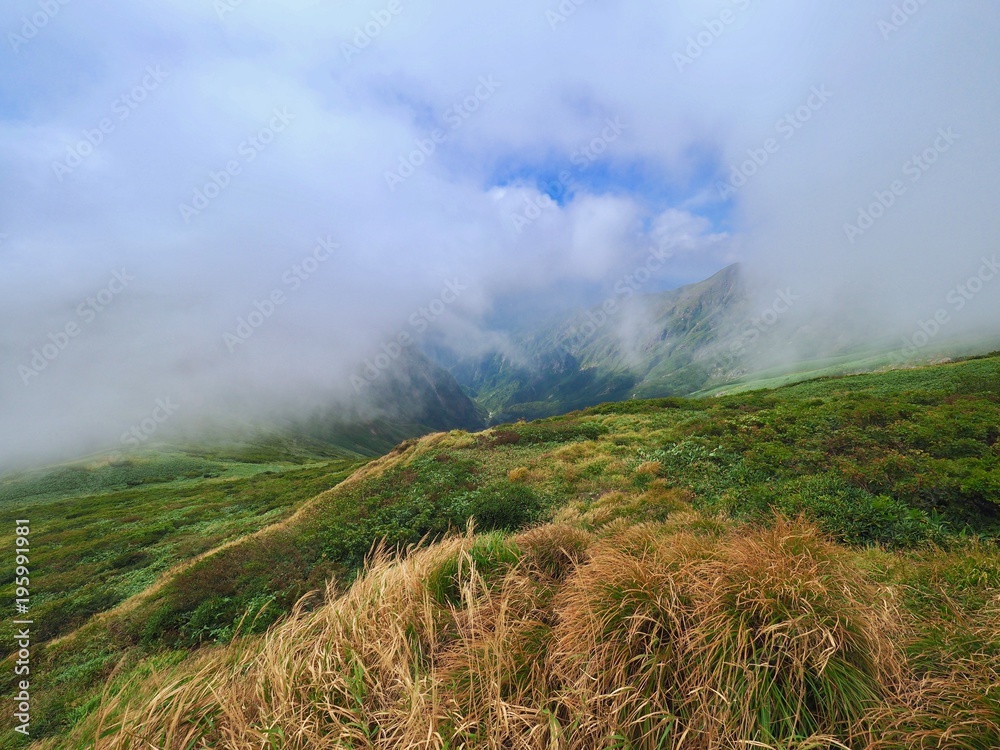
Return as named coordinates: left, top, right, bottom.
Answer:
left=0, top=0, right=998, bottom=465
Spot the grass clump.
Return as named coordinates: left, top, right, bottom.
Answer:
left=13, top=354, right=1000, bottom=745
left=54, top=519, right=1000, bottom=750
left=508, top=466, right=530, bottom=483
left=551, top=519, right=901, bottom=748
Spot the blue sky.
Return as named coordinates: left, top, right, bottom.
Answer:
left=487, top=143, right=727, bottom=217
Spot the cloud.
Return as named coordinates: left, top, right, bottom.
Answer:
left=1, top=0, right=998, bottom=467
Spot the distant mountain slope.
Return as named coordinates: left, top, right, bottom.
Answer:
left=448, top=264, right=750, bottom=422
left=293, top=347, right=484, bottom=454
left=4, top=348, right=486, bottom=474
left=29, top=353, right=1000, bottom=748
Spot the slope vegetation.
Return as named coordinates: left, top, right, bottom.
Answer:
left=13, top=354, right=1000, bottom=748
left=57, top=521, right=999, bottom=749
left=450, top=264, right=748, bottom=421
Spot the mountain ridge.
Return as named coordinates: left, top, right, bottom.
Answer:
left=444, top=263, right=751, bottom=422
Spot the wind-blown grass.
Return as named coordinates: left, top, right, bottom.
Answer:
left=48, top=519, right=999, bottom=749
left=12, top=354, right=1000, bottom=747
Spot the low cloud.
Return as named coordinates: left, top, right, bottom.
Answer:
left=0, top=0, right=998, bottom=467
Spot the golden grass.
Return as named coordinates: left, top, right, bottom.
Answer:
left=508, top=467, right=530, bottom=483
left=549, top=519, right=903, bottom=748
left=870, top=669, right=1000, bottom=749
left=56, top=519, right=999, bottom=750
left=635, top=461, right=663, bottom=476
left=553, top=482, right=694, bottom=529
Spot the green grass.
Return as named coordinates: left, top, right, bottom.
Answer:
left=0, top=454, right=364, bottom=644
left=4, top=354, right=1000, bottom=746
left=0, top=450, right=366, bottom=744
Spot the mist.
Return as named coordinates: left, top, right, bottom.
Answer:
left=2, top=0, right=999, bottom=469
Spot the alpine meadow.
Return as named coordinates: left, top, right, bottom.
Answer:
left=2, top=2, right=999, bottom=749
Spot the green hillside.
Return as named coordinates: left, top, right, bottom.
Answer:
left=6, top=354, right=1000, bottom=748
left=449, top=264, right=748, bottom=421
left=445, top=265, right=1000, bottom=424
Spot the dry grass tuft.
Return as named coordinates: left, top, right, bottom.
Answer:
left=870, top=594, right=1000, bottom=750
left=62, top=520, right=999, bottom=750
left=635, top=460, right=663, bottom=476
left=870, top=669, right=1000, bottom=749
left=549, top=519, right=903, bottom=748
left=435, top=564, right=556, bottom=747
left=80, top=536, right=471, bottom=749
left=508, top=466, right=530, bottom=483
left=514, top=523, right=594, bottom=581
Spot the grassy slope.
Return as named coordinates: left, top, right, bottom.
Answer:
left=62, top=523, right=1000, bottom=749
left=453, top=265, right=744, bottom=421
left=9, top=354, right=1000, bottom=747
left=0, top=455, right=366, bottom=641
left=692, top=339, right=1000, bottom=399
left=0, top=448, right=368, bottom=743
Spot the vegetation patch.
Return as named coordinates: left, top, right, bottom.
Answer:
left=8, top=354, right=1000, bottom=746
left=49, top=519, right=999, bottom=749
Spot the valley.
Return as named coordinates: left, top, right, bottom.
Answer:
left=3, top=353, right=998, bottom=747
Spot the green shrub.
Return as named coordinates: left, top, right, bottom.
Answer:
left=779, top=478, right=931, bottom=548
left=508, top=420, right=608, bottom=444
left=466, top=483, right=545, bottom=532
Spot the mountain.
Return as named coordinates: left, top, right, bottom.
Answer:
left=20, top=354, right=1000, bottom=748
left=290, top=347, right=485, bottom=455
left=446, top=264, right=751, bottom=422
left=441, top=263, right=1000, bottom=422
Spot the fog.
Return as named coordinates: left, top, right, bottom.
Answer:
left=1, top=0, right=998, bottom=468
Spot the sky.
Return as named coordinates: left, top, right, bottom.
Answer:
left=1, top=0, right=999, bottom=467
